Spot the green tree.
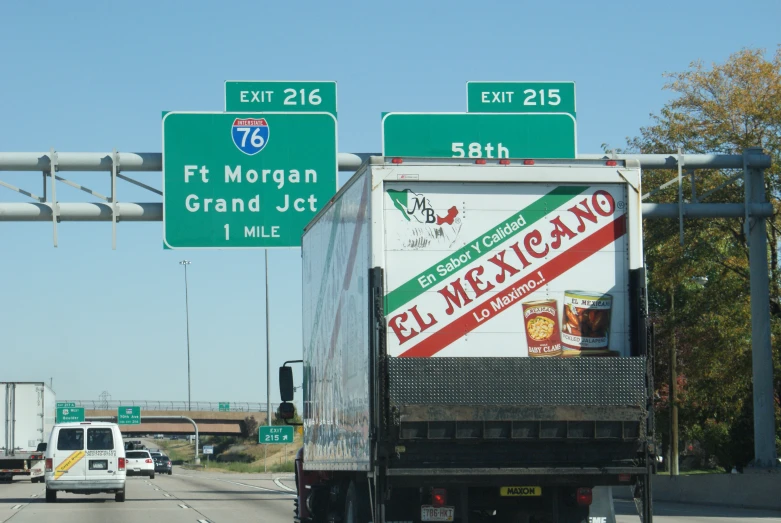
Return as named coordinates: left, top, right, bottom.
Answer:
left=617, top=47, right=781, bottom=468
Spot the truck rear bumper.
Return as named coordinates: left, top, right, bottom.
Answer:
left=46, top=479, right=125, bottom=492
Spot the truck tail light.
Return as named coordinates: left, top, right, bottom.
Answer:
left=45, top=459, right=52, bottom=472
left=606, top=160, right=618, bottom=166
left=432, top=488, right=447, bottom=507
left=118, top=458, right=126, bottom=471
left=475, top=159, right=487, bottom=164
left=499, top=159, right=511, bottom=165
left=392, top=158, right=403, bottom=164
left=618, top=473, right=631, bottom=483
left=576, top=487, right=592, bottom=506
left=523, top=159, right=535, bottom=165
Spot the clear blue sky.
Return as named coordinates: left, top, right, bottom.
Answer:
left=1, top=1, right=779, bottom=405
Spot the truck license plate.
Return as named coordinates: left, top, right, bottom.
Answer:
left=500, top=486, right=542, bottom=497
left=421, top=506, right=454, bottom=521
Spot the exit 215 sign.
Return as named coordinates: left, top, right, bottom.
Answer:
left=259, top=425, right=294, bottom=444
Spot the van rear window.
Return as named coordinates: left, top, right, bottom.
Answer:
left=87, top=428, right=114, bottom=450
left=57, top=428, right=84, bottom=451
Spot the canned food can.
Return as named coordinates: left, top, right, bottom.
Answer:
left=561, top=291, right=613, bottom=353
left=521, top=299, right=562, bottom=357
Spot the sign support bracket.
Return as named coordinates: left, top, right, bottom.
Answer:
left=111, top=149, right=120, bottom=250
left=49, top=148, right=59, bottom=248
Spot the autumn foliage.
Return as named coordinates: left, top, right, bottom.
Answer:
left=616, top=47, right=781, bottom=470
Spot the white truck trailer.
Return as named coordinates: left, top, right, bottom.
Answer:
left=1, top=382, right=56, bottom=482
left=279, top=157, right=654, bottom=523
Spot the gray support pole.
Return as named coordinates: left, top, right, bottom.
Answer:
left=1, top=202, right=773, bottom=222
left=745, top=148, right=778, bottom=469
left=265, top=249, right=271, bottom=428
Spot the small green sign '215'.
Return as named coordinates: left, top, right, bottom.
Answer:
left=259, top=425, right=294, bottom=444
left=467, top=81, right=576, bottom=119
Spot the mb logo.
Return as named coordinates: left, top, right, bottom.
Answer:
left=387, top=189, right=459, bottom=226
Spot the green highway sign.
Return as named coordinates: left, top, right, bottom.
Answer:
left=467, top=81, right=576, bottom=118
left=218, top=402, right=230, bottom=412
left=382, top=113, right=576, bottom=159
left=118, top=406, right=141, bottom=425
left=56, top=402, right=76, bottom=408
left=162, top=112, right=338, bottom=249
left=225, top=81, right=337, bottom=116
left=57, top=407, right=84, bottom=423
left=259, top=425, right=294, bottom=444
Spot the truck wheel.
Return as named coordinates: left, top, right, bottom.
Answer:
left=45, top=488, right=57, bottom=502
left=116, top=488, right=125, bottom=502
left=343, top=481, right=370, bottom=523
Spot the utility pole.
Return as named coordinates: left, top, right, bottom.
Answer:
left=180, top=260, right=192, bottom=411
left=670, top=288, right=679, bottom=476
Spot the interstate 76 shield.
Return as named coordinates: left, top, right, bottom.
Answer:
left=231, top=117, right=270, bottom=155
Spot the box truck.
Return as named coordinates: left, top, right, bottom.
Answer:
left=1, top=382, right=56, bottom=482
left=279, top=157, right=654, bottom=523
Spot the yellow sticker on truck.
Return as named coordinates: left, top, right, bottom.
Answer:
left=54, top=450, right=86, bottom=479
left=500, top=486, right=542, bottom=497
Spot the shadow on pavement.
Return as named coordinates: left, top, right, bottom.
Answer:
left=614, top=498, right=781, bottom=518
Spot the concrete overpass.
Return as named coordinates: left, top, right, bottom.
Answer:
left=84, top=409, right=270, bottom=436
left=65, top=400, right=279, bottom=436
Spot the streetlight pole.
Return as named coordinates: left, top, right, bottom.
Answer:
left=180, top=260, right=192, bottom=411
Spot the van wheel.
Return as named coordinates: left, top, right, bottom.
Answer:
left=115, top=488, right=125, bottom=502
left=45, top=488, right=57, bottom=502
left=150, top=473, right=155, bottom=479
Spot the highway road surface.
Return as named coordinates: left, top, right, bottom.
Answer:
left=1, top=470, right=781, bottom=523
left=0, top=468, right=297, bottom=523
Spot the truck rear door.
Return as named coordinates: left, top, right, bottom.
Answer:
left=52, top=427, right=87, bottom=482
left=85, top=427, right=119, bottom=479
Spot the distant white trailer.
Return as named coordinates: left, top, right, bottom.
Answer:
left=0, top=382, right=56, bottom=482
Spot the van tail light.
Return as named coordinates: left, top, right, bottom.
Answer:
left=45, top=459, right=52, bottom=472
left=431, top=488, right=447, bottom=508
left=145, top=458, right=153, bottom=463
left=118, top=458, right=126, bottom=471
left=576, top=487, right=592, bottom=506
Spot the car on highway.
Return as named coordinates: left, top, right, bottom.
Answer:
left=125, top=449, right=155, bottom=478
left=150, top=451, right=163, bottom=459
left=44, top=421, right=126, bottom=502
left=154, top=454, right=172, bottom=475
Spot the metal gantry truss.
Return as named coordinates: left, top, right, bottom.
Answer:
left=0, top=148, right=776, bottom=469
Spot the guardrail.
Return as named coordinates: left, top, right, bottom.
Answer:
left=64, top=400, right=277, bottom=412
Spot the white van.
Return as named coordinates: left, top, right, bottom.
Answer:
left=44, top=421, right=126, bottom=502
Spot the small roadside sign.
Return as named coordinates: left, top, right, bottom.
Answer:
left=259, top=425, right=294, bottom=444
left=203, top=445, right=214, bottom=455
left=218, top=402, right=230, bottom=412
left=57, top=407, right=84, bottom=423
left=118, top=406, right=141, bottom=425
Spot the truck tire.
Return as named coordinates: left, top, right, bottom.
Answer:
left=343, top=481, right=370, bottom=523
left=116, top=488, right=125, bottom=502
left=45, top=488, right=57, bottom=502
left=150, top=472, right=155, bottom=479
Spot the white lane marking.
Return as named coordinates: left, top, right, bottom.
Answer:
left=210, top=478, right=296, bottom=496
left=30, top=494, right=38, bottom=497
left=164, top=493, right=172, bottom=497
left=11, top=505, right=23, bottom=510
left=155, top=488, right=160, bottom=491
left=178, top=503, right=188, bottom=509
left=197, top=520, right=210, bottom=523
left=274, top=477, right=296, bottom=492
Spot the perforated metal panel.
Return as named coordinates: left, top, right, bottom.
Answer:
left=388, top=357, right=647, bottom=406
